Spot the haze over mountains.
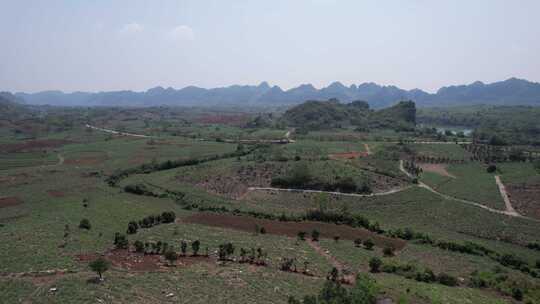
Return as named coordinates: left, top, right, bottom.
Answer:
left=11, top=78, right=540, bottom=108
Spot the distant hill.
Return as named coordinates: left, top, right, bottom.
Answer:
left=0, top=92, right=33, bottom=121
left=12, top=78, right=540, bottom=108
left=281, top=99, right=416, bottom=131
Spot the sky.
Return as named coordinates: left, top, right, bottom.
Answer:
left=1, top=0, right=539, bottom=93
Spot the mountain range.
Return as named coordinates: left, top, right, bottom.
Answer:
left=10, top=78, right=540, bottom=108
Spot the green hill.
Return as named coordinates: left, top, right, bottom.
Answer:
left=281, top=99, right=415, bottom=131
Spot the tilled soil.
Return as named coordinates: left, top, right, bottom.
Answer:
left=184, top=212, right=406, bottom=250
left=506, top=182, right=540, bottom=219
left=0, top=196, right=23, bottom=208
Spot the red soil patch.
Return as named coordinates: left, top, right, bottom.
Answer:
left=0, top=196, right=23, bottom=208
left=0, top=139, right=72, bottom=153
left=328, top=151, right=368, bottom=160
left=184, top=213, right=406, bottom=250
left=418, top=163, right=455, bottom=178
left=76, top=250, right=212, bottom=272
left=0, top=173, right=32, bottom=185
left=47, top=190, right=65, bottom=198
left=64, top=152, right=107, bottom=166
left=196, top=114, right=251, bottom=126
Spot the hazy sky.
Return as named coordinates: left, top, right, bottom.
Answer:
left=1, top=0, right=539, bottom=93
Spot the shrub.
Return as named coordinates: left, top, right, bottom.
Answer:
left=512, top=287, right=524, bottom=301
left=259, top=227, right=266, bottom=234
left=364, top=239, right=374, bottom=250
left=79, top=218, right=91, bottom=230
left=134, top=240, right=144, bottom=253
left=437, top=273, right=458, bottom=286
left=113, top=233, right=129, bottom=249
left=486, top=165, right=497, bottom=173
left=383, top=246, right=395, bottom=257
left=164, top=250, right=178, bottom=266
left=180, top=240, right=187, bottom=256
left=311, top=229, right=320, bottom=242
left=297, top=231, right=306, bottom=241
left=369, top=257, right=382, bottom=273
left=161, top=211, right=176, bottom=223
left=415, top=268, right=436, bottom=283
left=354, top=238, right=362, bottom=247
left=126, top=221, right=138, bottom=234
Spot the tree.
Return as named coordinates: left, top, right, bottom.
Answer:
left=369, top=257, right=382, bottom=273
left=191, top=240, right=200, bottom=256
left=79, top=218, right=91, bottom=230
left=333, top=236, right=340, bottom=243
left=164, top=250, right=178, bottom=266
left=89, top=257, right=109, bottom=281
left=311, top=229, right=320, bottom=242
left=297, top=231, right=307, bottom=241
left=486, top=164, right=497, bottom=173
left=437, top=273, right=458, bottom=286
left=354, top=238, right=362, bottom=247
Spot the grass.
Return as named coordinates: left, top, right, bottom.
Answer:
left=421, top=163, right=505, bottom=210
left=0, top=151, right=58, bottom=170
left=411, top=143, right=472, bottom=160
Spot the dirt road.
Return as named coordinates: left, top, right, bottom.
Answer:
left=307, top=240, right=355, bottom=284
left=495, top=175, right=520, bottom=216
left=247, top=185, right=411, bottom=198
left=364, top=143, right=372, bottom=155
left=85, top=124, right=151, bottom=138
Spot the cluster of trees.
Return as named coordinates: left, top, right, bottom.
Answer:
left=239, top=247, right=268, bottom=265
left=126, top=211, right=176, bottom=234
left=304, top=209, right=383, bottom=234
left=123, top=183, right=164, bottom=197
left=409, top=155, right=466, bottom=165
left=270, top=162, right=372, bottom=194
left=462, top=144, right=539, bottom=163
left=387, top=227, right=539, bottom=278
left=288, top=273, right=379, bottom=304
left=368, top=257, right=458, bottom=287
left=402, top=160, right=422, bottom=176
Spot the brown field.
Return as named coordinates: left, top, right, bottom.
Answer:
left=0, top=139, right=72, bottom=153
left=46, top=190, right=66, bottom=198
left=506, top=182, right=540, bottom=219
left=418, top=163, right=455, bottom=178
left=328, top=151, right=368, bottom=160
left=184, top=213, right=406, bottom=250
left=0, top=196, right=24, bottom=208
left=178, top=163, right=287, bottom=199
